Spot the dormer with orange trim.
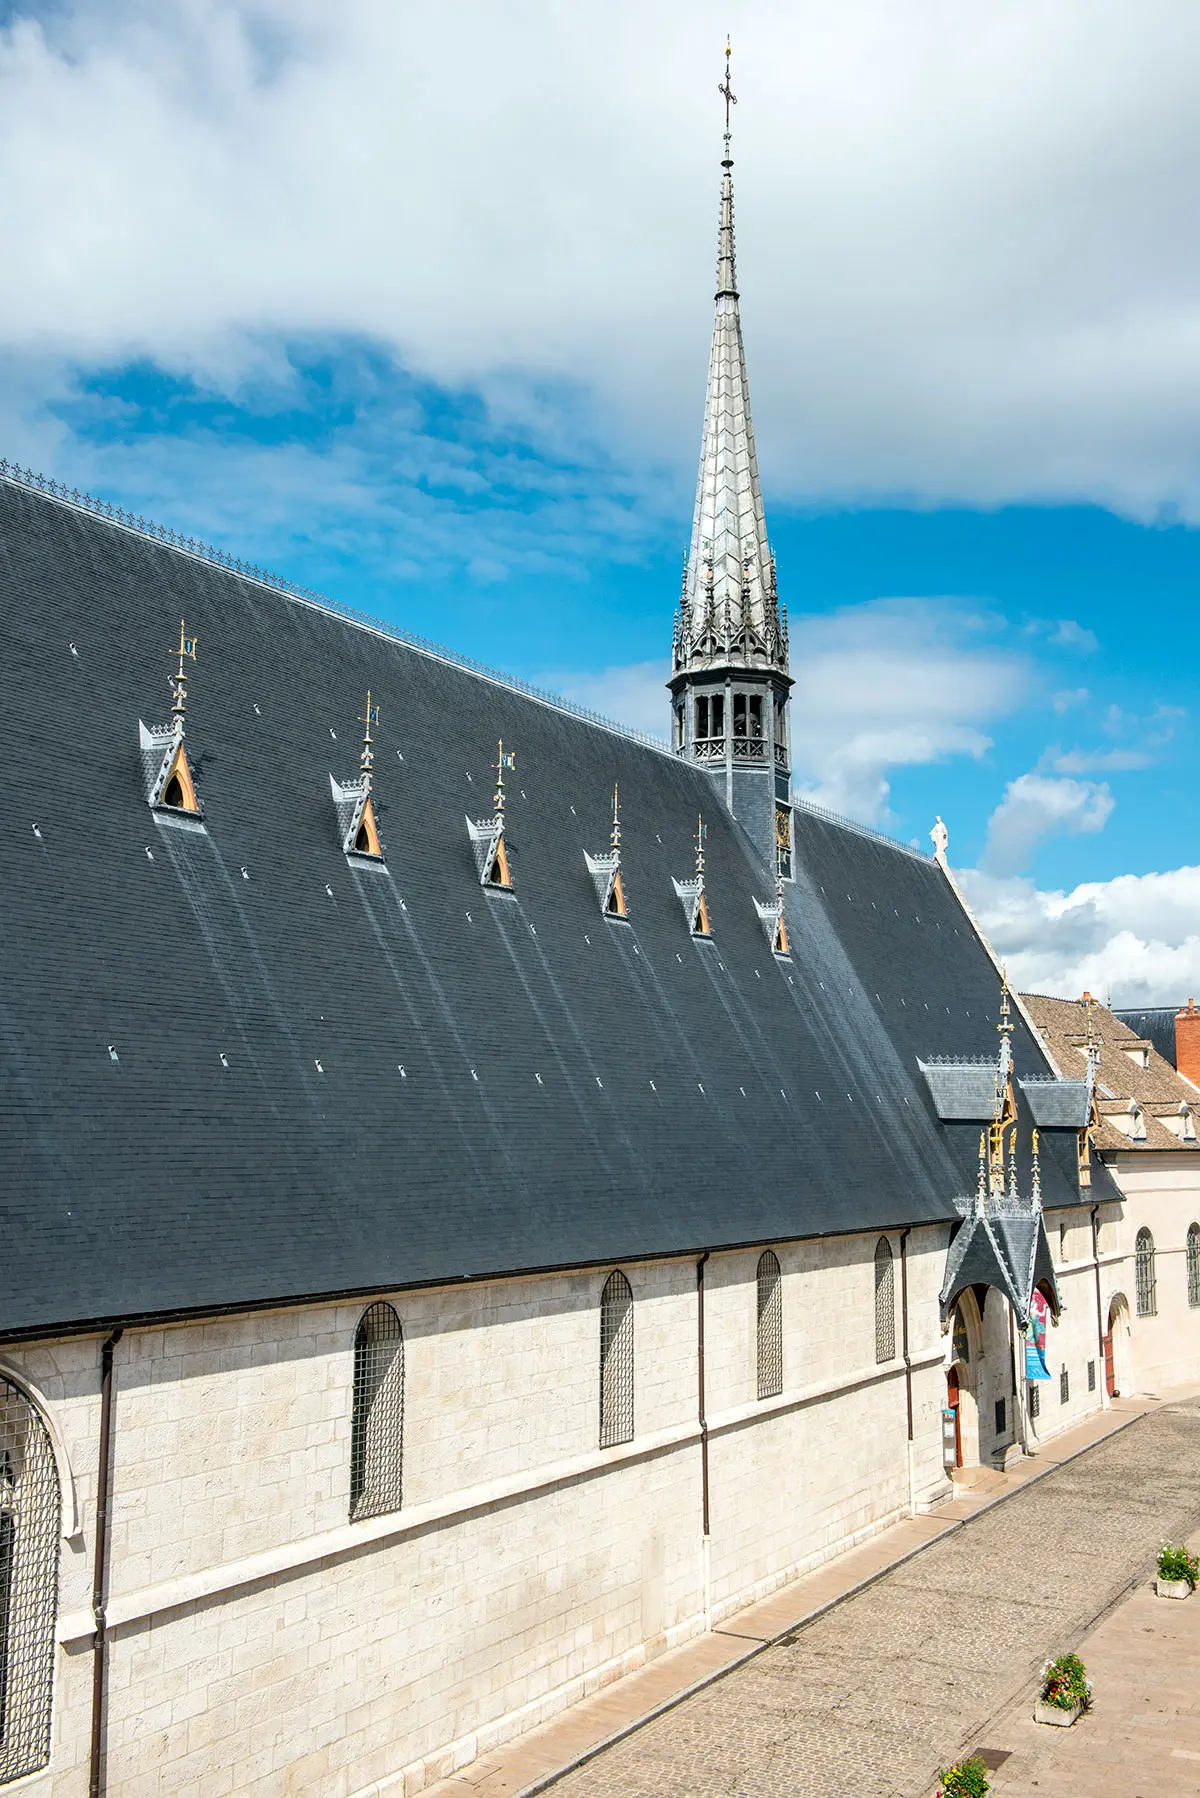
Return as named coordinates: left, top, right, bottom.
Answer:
left=139, top=620, right=203, bottom=819
left=753, top=852, right=790, bottom=958
left=584, top=784, right=629, bottom=920
left=467, top=740, right=515, bottom=891
left=331, top=692, right=385, bottom=864
left=672, top=813, right=713, bottom=939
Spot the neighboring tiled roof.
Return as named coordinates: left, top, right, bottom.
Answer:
left=1021, top=992, right=1200, bottom=1154
left=0, top=476, right=1112, bottom=1337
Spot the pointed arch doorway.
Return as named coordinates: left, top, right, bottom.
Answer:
left=1104, top=1294, right=1131, bottom=1398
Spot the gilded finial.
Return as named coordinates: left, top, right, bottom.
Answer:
left=719, top=37, right=737, bottom=147
left=1031, top=1127, right=1042, bottom=1208
left=493, top=739, right=515, bottom=824
left=358, top=691, right=379, bottom=789
left=977, top=1130, right=987, bottom=1208
left=695, top=813, right=706, bottom=877
left=170, top=619, right=197, bottom=738
left=611, top=783, right=621, bottom=857
left=998, top=965, right=1013, bottom=1037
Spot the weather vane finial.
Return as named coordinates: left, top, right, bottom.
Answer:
left=719, top=37, right=737, bottom=146
left=493, top=739, right=514, bottom=824
left=359, top=691, right=378, bottom=788
left=170, top=618, right=197, bottom=738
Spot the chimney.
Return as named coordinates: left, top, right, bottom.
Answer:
left=1176, top=999, right=1200, bottom=1087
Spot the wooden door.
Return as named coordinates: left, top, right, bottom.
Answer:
left=1104, top=1326, right=1115, bottom=1398
left=946, top=1366, right=963, bottom=1467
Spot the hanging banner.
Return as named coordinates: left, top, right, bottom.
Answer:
left=1025, top=1288, right=1050, bottom=1381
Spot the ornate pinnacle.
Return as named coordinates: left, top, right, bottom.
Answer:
left=695, top=813, right=706, bottom=877
left=358, top=691, right=378, bottom=789
left=1031, top=1128, right=1042, bottom=1209
left=610, top=783, right=621, bottom=859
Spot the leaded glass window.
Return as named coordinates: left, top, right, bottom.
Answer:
left=874, top=1238, right=896, bottom=1364
left=0, top=1378, right=60, bottom=1786
left=599, top=1272, right=634, bottom=1447
left=756, top=1252, right=783, bottom=1400
left=350, top=1302, right=405, bottom=1521
left=1135, top=1228, right=1157, bottom=1318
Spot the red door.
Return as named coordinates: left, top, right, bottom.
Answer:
left=946, top=1367, right=963, bottom=1467
left=1104, top=1326, right=1115, bottom=1398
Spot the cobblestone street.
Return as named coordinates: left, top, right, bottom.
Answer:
left=545, top=1405, right=1200, bottom=1798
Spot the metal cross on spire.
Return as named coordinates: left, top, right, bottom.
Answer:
left=719, top=37, right=737, bottom=146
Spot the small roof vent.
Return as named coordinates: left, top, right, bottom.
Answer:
left=139, top=619, right=202, bottom=817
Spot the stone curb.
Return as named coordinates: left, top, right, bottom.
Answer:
left=511, top=1405, right=1151, bottom=1798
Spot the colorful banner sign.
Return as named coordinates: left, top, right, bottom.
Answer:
left=1025, top=1288, right=1050, bottom=1381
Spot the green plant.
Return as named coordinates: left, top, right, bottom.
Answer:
left=937, top=1756, right=990, bottom=1797
left=1157, top=1542, right=1200, bottom=1588
left=1039, top=1652, right=1091, bottom=1712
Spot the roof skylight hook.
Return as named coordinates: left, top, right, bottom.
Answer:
left=171, top=619, right=197, bottom=739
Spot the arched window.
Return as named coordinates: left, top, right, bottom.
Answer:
left=599, top=1271, right=634, bottom=1447
left=756, top=1252, right=783, bottom=1400
left=0, top=1377, right=60, bottom=1785
left=350, top=1303, right=404, bottom=1521
left=1187, top=1224, right=1200, bottom=1309
left=874, top=1237, right=896, bottom=1364
left=1135, top=1228, right=1157, bottom=1318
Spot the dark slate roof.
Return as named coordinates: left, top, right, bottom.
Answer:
left=0, top=478, right=1113, bottom=1337
left=917, top=1059, right=1001, bottom=1122
left=1114, top=1007, right=1179, bottom=1069
left=1017, top=1077, right=1093, bottom=1129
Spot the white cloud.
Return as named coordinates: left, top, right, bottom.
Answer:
left=982, top=772, right=1114, bottom=875
left=960, top=864, right=1200, bottom=1007
left=1027, top=619, right=1099, bottom=654
left=542, top=662, right=671, bottom=739
left=1052, top=688, right=1090, bottom=715
left=6, top=1, right=1200, bottom=515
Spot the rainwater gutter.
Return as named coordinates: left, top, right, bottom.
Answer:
left=696, top=1252, right=711, bottom=1627
left=899, top=1228, right=914, bottom=1512
left=89, top=1328, right=122, bottom=1798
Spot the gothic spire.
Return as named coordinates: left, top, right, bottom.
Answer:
left=674, top=43, right=787, bottom=681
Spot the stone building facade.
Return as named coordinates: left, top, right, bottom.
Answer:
left=4, top=84, right=1200, bottom=1798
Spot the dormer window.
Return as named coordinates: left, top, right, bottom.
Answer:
left=1121, top=1043, right=1151, bottom=1071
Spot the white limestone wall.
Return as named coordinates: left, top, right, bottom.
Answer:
left=0, top=1224, right=993, bottom=1798
left=1030, top=1208, right=1108, bottom=1445
left=1098, top=1157, right=1200, bottom=1393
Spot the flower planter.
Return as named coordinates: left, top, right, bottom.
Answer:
left=1034, top=1698, right=1081, bottom=1727
left=1156, top=1577, right=1193, bottom=1600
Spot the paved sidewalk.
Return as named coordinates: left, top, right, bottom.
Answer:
left=425, top=1395, right=1179, bottom=1798
left=984, top=1511, right=1200, bottom=1797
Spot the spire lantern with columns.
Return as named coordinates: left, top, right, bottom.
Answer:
left=669, top=42, right=793, bottom=875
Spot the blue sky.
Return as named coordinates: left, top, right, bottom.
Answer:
left=4, top=0, right=1200, bottom=1001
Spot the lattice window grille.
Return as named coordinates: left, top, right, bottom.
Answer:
left=1028, top=1382, right=1040, bottom=1420
left=1060, top=1365, right=1070, bottom=1406
left=1135, top=1229, right=1157, bottom=1318
left=0, top=1378, right=60, bottom=1787
left=1188, top=1225, right=1200, bottom=1309
left=994, top=1397, right=1006, bottom=1436
left=349, top=1303, right=405, bottom=1522
left=874, top=1238, right=896, bottom=1365
left=1087, top=1359, right=1096, bottom=1392
left=756, top=1252, right=783, bottom=1400
left=599, top=1272, right=634, bottom=1448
